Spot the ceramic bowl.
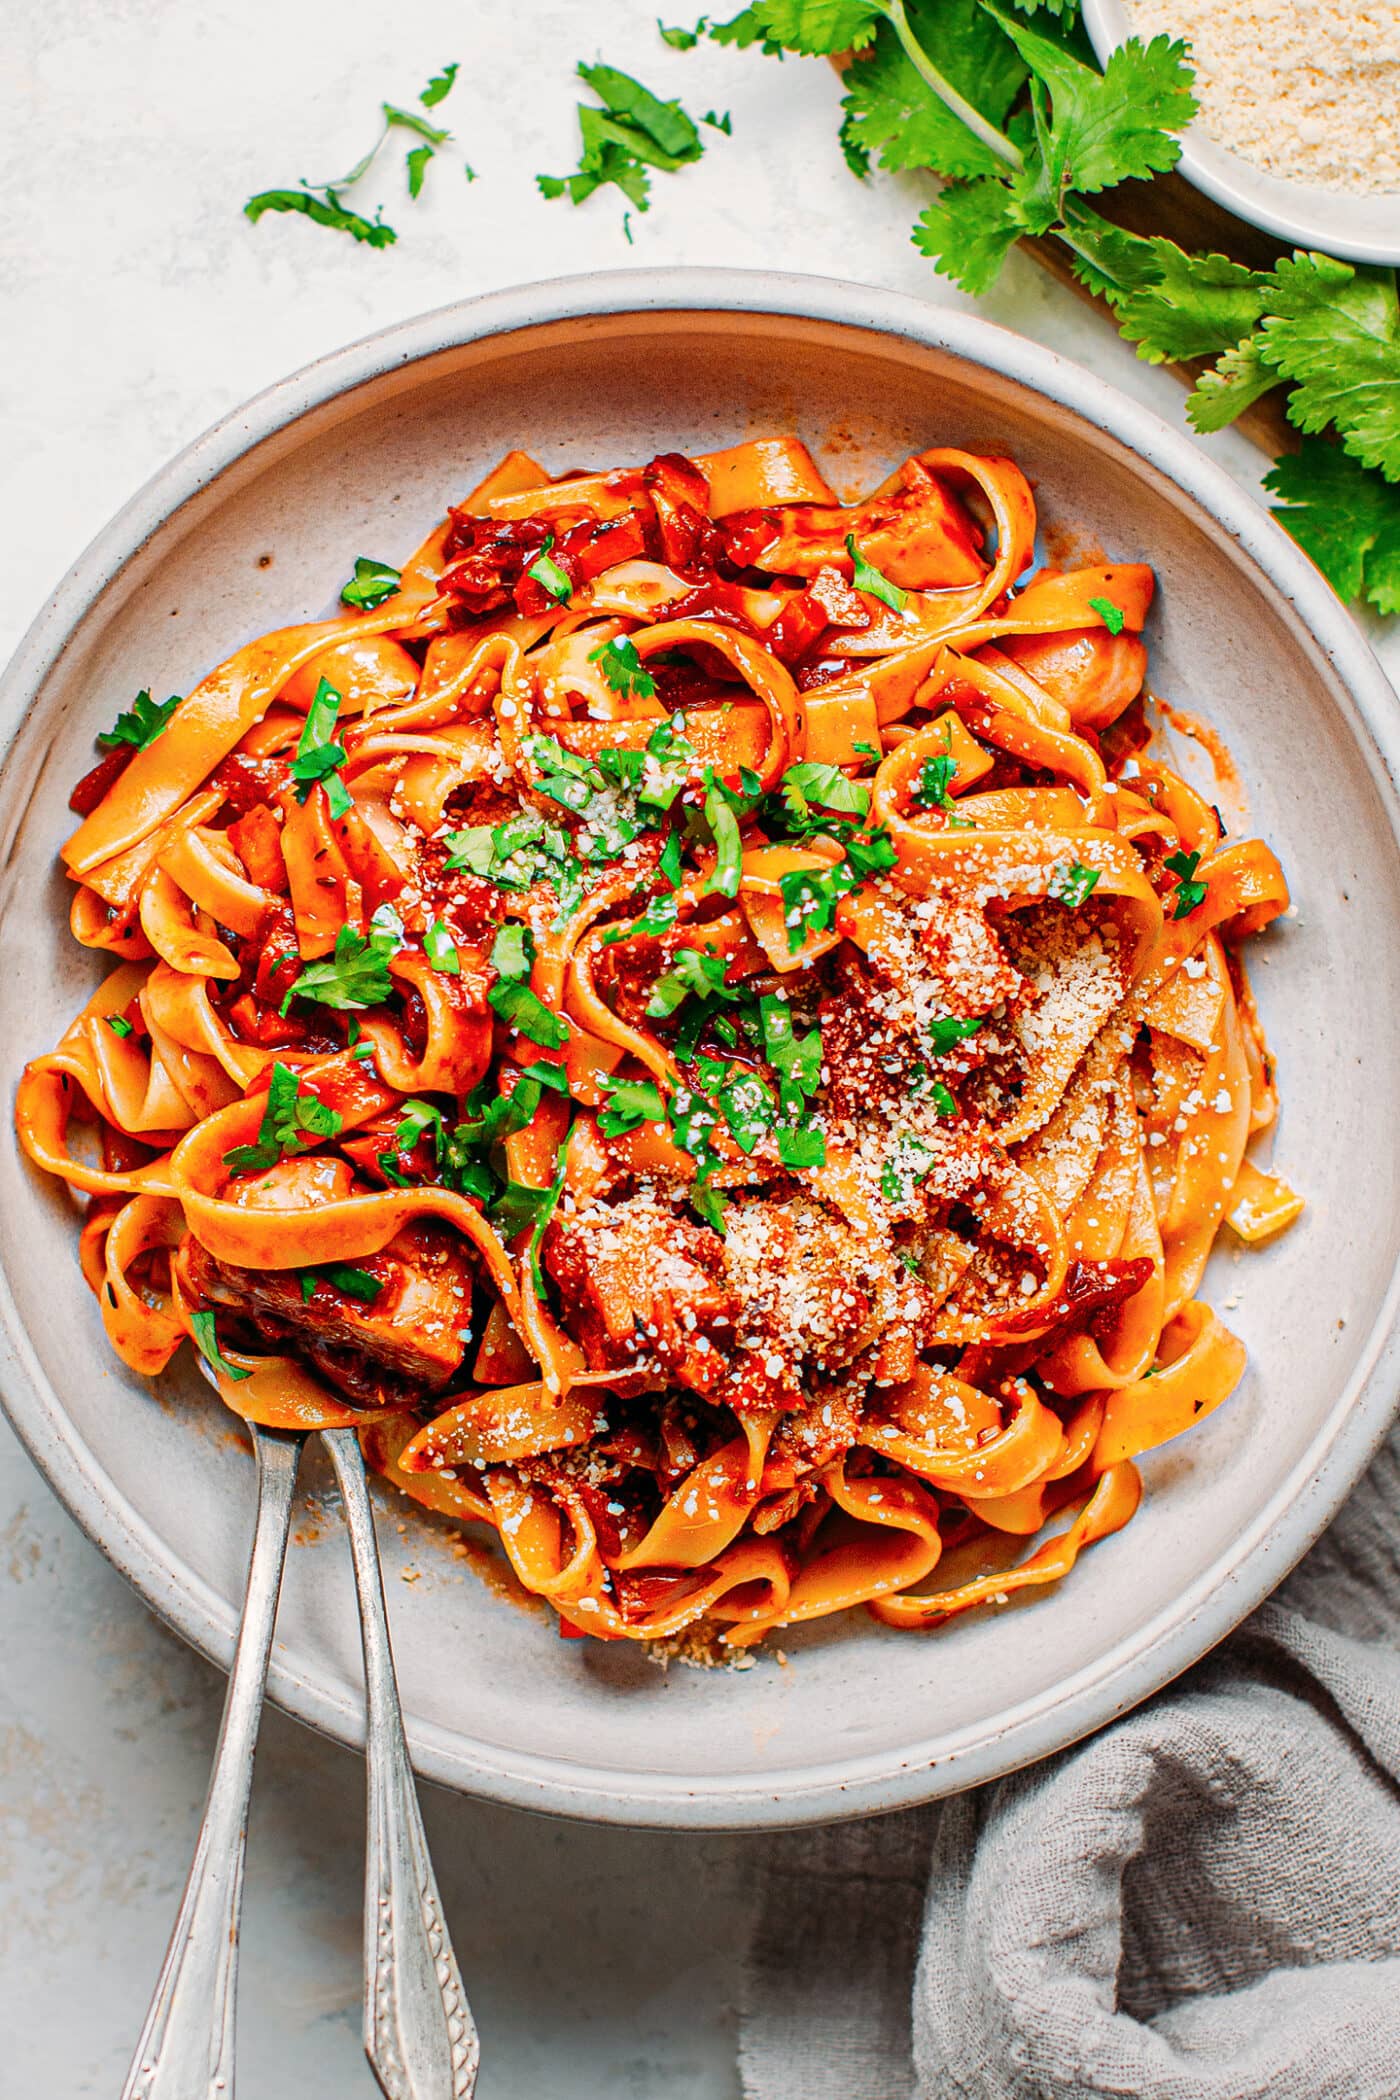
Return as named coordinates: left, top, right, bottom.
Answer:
left=1081, top=0, right=1400, bottom=266
left=3, top=270, right=1399, bottom=1830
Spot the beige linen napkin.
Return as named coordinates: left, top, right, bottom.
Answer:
left=740, top=1418, right=1400, bottom=2100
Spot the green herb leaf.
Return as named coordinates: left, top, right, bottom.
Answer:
left=1263, top=439, right=1400, bottom=615
left=647, top=945, right=737, bottom=1017
left=839, top=0, right=1026, bottom=182
left=703, top=109, right=733, bottom=132
left=97, top=689, right=181, bottom=752
left=289, top=676, right=352, bottom=810
left=927, top=1013, right=982, bottom=1054
left=916, top=751, right=957, bottom=809
left=490, top=923, right=534, bottom=979
left=597, top=1072, right=669, bottom=1135
left=743, top=0, right=881, bottom=53
left=846, top=531, right=907, bottom=612
left=702, top=773, right=745, bottom=897
left=405, top=144, right=434, bottom=197
left=190, top=1308, right=251, bottom=1382
left=718, top=1070, right=777, bottom=1154
left=881, top=1131, right=938, bottom=1204
left=590, top=633, right=658, bottom=701
left=105, top=1013, right=134, bottom=1039
left=913, top=177, right=1025, bottom=297
left=1257, top=256, right=1400, bottom=483
left=783, top=759, right=870, bottom=818
left=420, top=61, right=459, bottom=107
left=659, top=18, right=703, bottom=46
left=1088, top=595, right=1125, bottom=634
left=778, top=860, right=860, bottom=951
left=778, top=1123, right=827, bottom=1167
left=244, top=188, right=397, bottom=247
left=1164, top=847, right=1208, bottom=918
left=488, top=978, right=569, bottom=1048
left=301, top=1263, right=384, bottom=1304
left=222, top=1060, right=345, bottom=1173
left=1047, top=860, right=1101, bottom=908
left=424, top=919, right=460, bottom=974
left=287, top=904, right=402, bottom=1011
left=525, top=531, right=573, bottom=604
left=1187, top=336, right=1279, bottom=435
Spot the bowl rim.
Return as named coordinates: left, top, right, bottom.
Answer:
left=1080, top=0, right=1400, bottom=266
left=3, top=265, right=1400, bottom=1830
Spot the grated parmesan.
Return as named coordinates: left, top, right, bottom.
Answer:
left=1122, top=0, right=1400, bottom=197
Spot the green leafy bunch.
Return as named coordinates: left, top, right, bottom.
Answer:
left=696, top=0, right=1400, bottom=615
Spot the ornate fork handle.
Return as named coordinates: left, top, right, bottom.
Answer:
left=121, top=1426, right=305, bottom=2100
left=322, top=1428, right=479, bottom=2100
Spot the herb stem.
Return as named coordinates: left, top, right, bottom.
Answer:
left=882, top=0, right=1022, bottom=171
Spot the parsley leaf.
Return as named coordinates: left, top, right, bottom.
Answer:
left=525, top=531, right=573, bottom=604
left=927, top=1013, right=982, bottom=1054
left=420, top=62, right=459, bottom=107
left=1257, top=256, right=1400, bottom=483
left=737, top=1, right=881, bottom=53
left=289, top=676, right=352, bottom=816
left=597, top=1072, right=668, bottom=1135
left=839, top=0, right=1026, bottom=182
left=424, top=919, right=460, bottom=974
left=882, top=1131, right=938, bottom=1204
left=916, top=751, right=957, bottom=809
left=341, top=556, right=401, bottom=609
left=189, top=1308, right=251, bottom=1382
left=405, top=145, right=434, bottom=198
left=105, top=1014, right=134, bottom=1039
left=539, top=61, right=709, bottom=213
left=590, top=634, right=658, bottom=699
left=660, top=19, right=703, bottom=46
left=223, top=1062, right=344, bottom=1173
left=286, top=904, right=403, bottom=1012
left=1047, top=860, right=1101, bottom=908
left=702, top=772, right=747, bottom=897
left=914, top=176, right=1024, bottom=296
left=488, top=978, right=569, bottom=1049
left=490, top=922, right=535, bottom=979
left=244, top=188, right=396, bottom=247
left=778, top=860, right=860, bottom=951
left=1263, top=440, right=1400, bottom=616
left=97, top=689, right=181, bottom=752
left=300, top=1263, right=383, bottom=1304
left=846, top=531, right=907, bottom=612
left=1088, top=595, right=1125, bottom=634
left=782, top=759, right=870, bottom=818
left=647, top=945, right=738, bottom=1018
left=1164, top=847, right=1208, bottom=919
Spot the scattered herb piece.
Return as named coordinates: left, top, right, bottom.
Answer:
left=659, top=19, right=703, bottom=46
left=916, top=751, right=957, bottom=810
left=525, top=531, right=573, bottom=604
left=647, top=945, right=737, bottom=1018
left=289, top=676, right=352, bottom=816
left=420, top=62, right=459, bottom=108
left=1089, top=594, right=1126, bottom=634
left=424, top=919, right=461, bottom=974
left=1164, top=846, right=1209, bottom=918
left=589, top=633, right=658, bottom=699
left=538, top=61, right=712, bottom=216
left=488, top=977, right=569, bottom=1048
left=782, top=759, right=870, bottom=819
left=927, top=1013, right=982, bottom=1054
left=222, top=1061, right=344, bottom=1172
left=189, top=1308, right=251, bottom=1382
left=1047, top=860, right=1101, bottom=908
left=597, top=1073, right=669, bottom=1135
left=341, top=556, right=402, bottom=611
left=104, top=1014, right=134, bottom=1039
left=845, top=530, right=907, bottom=613
left=285, top=903, right=403, bottom=1012
left=299, top=1263, right=384, bottom=1305
left=97, top=689, right=181, bottom=753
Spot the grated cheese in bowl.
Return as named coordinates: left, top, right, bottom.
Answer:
left=1121, top=0, right=1400, bottom=198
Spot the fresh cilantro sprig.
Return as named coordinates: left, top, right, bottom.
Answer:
left=1164, top=847, right=1208, bottom=919
left=538, top=61, right=719, bottom=217
left=223, top=1062, right=343, bottom=1174
left=590, top=634, right=658, bottom=699
left=245, top=64, right=465, bottom=246
left=98, top=689, right=181, bottom=752
left=704, top=0, right=1400, bottom=616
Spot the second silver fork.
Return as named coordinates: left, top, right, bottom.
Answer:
left=121, top=1413, right=478, bottom=2100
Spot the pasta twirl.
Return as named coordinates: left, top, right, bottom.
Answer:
left=15, top=433, right=1299, bottom=1653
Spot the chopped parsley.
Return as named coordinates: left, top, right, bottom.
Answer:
left=646, top=945, right=737, bottom=1019
left=538, top=60, right=710, bottom=216
left=927, top=1014, right=982, bottom=1055
left=916, top=751, right=958, bottom=811
left=299, top=1263, right=383, bottom=1305
left=420, top=62, right=459, bottom=108
left=759, top=994, right=822, bottom=1114
left=490, top=923, right=534, bottom=979
left=1047, top=861, right=1101, bottom=909
left=717, top=1070, right=776, bottom=1155
left=104, top=1014, right=134, bottom=1039
left=340, top=557, right=401, bottom=610
left=589, top=633, right=657, bottom=700
left=846, top=532, right=907, bottom=614
left=289, top=677, right=352, bottom=818
left=1088, top=595, right=1127, bottom=635
left=882, top=1132, right=939, bottom=1206
left=488, top=978, right=569, bottom=1049
left=284, top=903, right=403, bottom=1012
left=701, top=769, right=747, bottom=898
left=778, top=859, right=861, bottom=952
left=98, top=689, right=181, bottom=753
left=423, top=919, right=460, bottom=974
left=658, top=19, right=702, bottom=47
left=443, top=812, right=584, bottom=919
left=525, top=531, right=573, bottom=604
left=223, top=1061, right=343, bottom=1173
left=189, top=1308, right=250, bottom=1382
left=781, top=759, right=870, bottom=821
left=1164, top=847, right=1209, bottom=919
left=244, top=72, right=464, bottom=249
left=597, top=1072, right=668, bottom=1135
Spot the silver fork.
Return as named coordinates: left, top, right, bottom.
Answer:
left=120, top=1407, right=478, bottom=2100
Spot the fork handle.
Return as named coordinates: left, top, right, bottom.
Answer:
left=322, top=1428, right=479, bottom=2100
left=121, top=1426, right=305, bottom=2100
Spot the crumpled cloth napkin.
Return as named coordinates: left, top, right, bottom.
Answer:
left=740, top=1417, right=1400, bottom=2100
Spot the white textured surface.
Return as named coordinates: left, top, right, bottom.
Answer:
left=2, top=2, right=1397, bottom=2093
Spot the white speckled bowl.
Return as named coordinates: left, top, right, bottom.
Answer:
left=2, top=270, right=1399, bottom=1830
left=1081, top=0, right=1400, bottom=266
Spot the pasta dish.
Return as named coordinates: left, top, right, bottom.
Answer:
left=15, top=432, right=1302, bottom=1652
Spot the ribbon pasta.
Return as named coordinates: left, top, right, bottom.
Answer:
left=15, top=432, right=1299, bottom=1654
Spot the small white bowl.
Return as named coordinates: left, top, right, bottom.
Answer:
left=4, top=270, right=1400, bottom=1829
left=1082, top=0, right=1400, bottom=265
